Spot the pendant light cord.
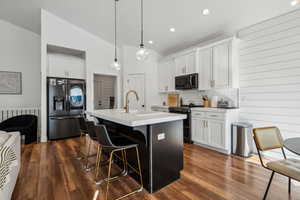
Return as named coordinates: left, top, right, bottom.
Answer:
left=114, top=0, right=118, bottom=60
left=140, top=0, right=144, bottom=47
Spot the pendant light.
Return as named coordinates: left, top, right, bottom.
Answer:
left=136, top=0, right=149, bottom=61
left=111, top=0, right=121, bottom=70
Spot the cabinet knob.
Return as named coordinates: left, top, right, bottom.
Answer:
left=204, top=120, right=208, bottom=127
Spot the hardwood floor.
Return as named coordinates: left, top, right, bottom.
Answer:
left=12, top=137, right=300, bottom=200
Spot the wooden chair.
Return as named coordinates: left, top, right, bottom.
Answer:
left=253, top=127, right=300, bottom=200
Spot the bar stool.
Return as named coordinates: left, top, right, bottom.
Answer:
left=94, top=124, right=143, bottom=200
left=76, top=116, right=89, bottom=160
left=85, top=121, right=125, bottom=172
left=84, top=121, right=99, bottom=171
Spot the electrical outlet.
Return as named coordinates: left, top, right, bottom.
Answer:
left=157, top=133, right=165, bottom=141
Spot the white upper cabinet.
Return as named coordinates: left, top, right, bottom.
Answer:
left=175, top=51, right=197, bottom=76
left=212, top=42, right=229, bottom=89
left=158, top=59, right=175, bottom=93
left=196, top=38, right=239, bottom=90
left=158, top=37, right=239, bottom=92
left=197, top=48, right=212, bottom=90
left=175, top=55, right=186, bottom=76
left=186, top=52, right=197, bottom=74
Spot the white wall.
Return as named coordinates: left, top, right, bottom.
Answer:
left=122, top=46, right=160, bottom=110
left=0, top=19, right=41, bottom=108
left=41, top=10, right=121, bottom=142
left=238, top=9, right=300, bottom=148
left=47, top=52, right=85, bottom=79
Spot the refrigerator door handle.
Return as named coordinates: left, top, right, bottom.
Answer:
left=65, top=81, right=71, bottom=112
left=50, top=116, right=81, bottom=120
left=50, top=116, right=72, bottom=120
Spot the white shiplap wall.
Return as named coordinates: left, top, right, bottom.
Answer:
left=238, top=8, right=300, bottom=147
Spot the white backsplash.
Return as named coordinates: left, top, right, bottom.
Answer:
left=160, top=88, right=239, bottom=107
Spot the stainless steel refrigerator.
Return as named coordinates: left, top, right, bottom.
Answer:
left=47, top=77, right=86, bottom=140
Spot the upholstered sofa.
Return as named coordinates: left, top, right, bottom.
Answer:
left=0, top=131, right=21, bottom=199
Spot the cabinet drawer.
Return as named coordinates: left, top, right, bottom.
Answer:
left=192, top=112, right=206, bottom=118
left=206, top=112, right=225, bottom=120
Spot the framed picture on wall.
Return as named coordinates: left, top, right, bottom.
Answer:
left=0, top=71, right=22, bottom=94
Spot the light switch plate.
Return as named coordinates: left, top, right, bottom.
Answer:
left=157, top=133, right=165, bottom=141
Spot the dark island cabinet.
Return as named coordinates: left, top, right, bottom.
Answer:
left=96, top=118, right=184, bottom=193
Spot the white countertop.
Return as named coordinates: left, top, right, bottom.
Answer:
left=87, top=109, right=187, bottom=127
left=151, top=105, right=170, bottom=109
left=191, top=107, right=240, bottom=113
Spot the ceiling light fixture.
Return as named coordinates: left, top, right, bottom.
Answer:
left=148, top=40, right=153, bottom=44
left=202, top=9, right=210, bottom=16
left=169, top=28, right=176, bottom=32
left=291, top=0, right=299, bottom=6
left=136, top=0, right=150, bottom=61
left=111, top=0, right=121, bottom=70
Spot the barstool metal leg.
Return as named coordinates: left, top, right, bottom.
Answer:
left=85, top=137, right=92, bottom=171
left=288, top=177, right=291, bottom=194
left=106, top=150, right=115, bottom=200
left=121, top=150, right=128, bottom=176
left=95, top=149, right=129, bottom=185
left=75, top=131, right=85, bottom=160
left=114, top=147, right=143, bottom=200
left=95, top=144, right=102, bottom=179
left=135, top=146, right=143, bottom=190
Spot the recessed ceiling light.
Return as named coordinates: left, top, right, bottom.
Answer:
left=291, top=0, right=299, bottom=6
left=202, top=9, right=210, bottom=16
left=169, top=28, right=176, bottom=32
left=148, top=40, right=154, bottom=44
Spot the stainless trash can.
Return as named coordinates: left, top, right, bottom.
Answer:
left=231, top=122, right=254, bottom=157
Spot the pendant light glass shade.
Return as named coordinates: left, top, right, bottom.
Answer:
left=136, top=45, right=149, bottom=61
left=111, top=0, right=121, bottom=70
left=111, top=58, right=121, bottom=71
left=136, top=0, right=149, bottom=61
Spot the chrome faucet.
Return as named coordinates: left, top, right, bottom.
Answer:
left=124, top=90, right=139, bottom=113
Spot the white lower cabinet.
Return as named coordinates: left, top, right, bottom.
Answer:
left=191, top=109, right=239, bottom=154
left=192, top=118, right=208, bottom=145
left=207, top=120, right=226, bottom=150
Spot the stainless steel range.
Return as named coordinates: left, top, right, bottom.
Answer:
left=169, top=105, right=203, bottom=144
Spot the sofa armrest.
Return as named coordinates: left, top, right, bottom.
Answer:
left=0, top=132, right=21, bottom=199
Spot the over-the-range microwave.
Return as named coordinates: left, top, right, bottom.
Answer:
left=175, top=73, right=198, bottom=90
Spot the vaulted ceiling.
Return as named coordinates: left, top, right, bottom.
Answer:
left=0, top=0, right=298, bottom=55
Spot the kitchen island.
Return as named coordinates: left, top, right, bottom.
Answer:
left=87, top=109, right=186, bottom=193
